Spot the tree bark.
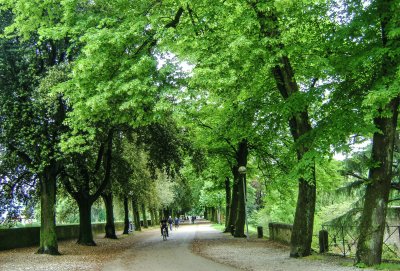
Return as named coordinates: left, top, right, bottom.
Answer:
left=228, top=166, right=239, bottom=234
left=132, top=198, right=141, bottom=231
left=273, top=58, right=316, bottom=257
left=211, top=207, right=217, bottom=223
left=149, top=209, right=155, bottom=226
left=141, top=203, right=148, bottom=228
left=234, top=139, right=248, bottom=238
left=76, top=196, right=95, bottom=246
left=154, top=209, right=159, bottom=225
left=102, top=192, right=117, bottom=239
left=123, top=197, right=130, bottom=234
left=252, top=5, right=316, bottom=257
left=224, top=177, right=231, bottom=232
left=356, top=1, right=399, bottom=265
left=37, top=170, right=59, bottom=255
left=356, top=101, right=398, bottom=265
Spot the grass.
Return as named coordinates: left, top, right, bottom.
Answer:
left=372, top=263, right=400, bottom=270
left=211, top=223, right=225, bottom=231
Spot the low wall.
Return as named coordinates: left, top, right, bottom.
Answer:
left=0, top=222, right=124, bottom=251
left=268, top=222, right=293, bottom=244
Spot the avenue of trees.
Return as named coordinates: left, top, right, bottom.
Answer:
left=0, top=0, right=399, bottom=267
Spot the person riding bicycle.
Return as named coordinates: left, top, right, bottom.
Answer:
left=160, top=217, right=169, bottom=237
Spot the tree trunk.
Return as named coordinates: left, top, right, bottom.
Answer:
left=224, top=177, right=231, bottom=232
left=102, top=192, right=117, bottom=239
left=149, top=209, right=155, bottom=227
left=132, top=199, right=141, bottom=231
left=155, top=209, right=159, bottom=225
left=212, top=207, right=217, bottom=223
left=355, top=0, right=399, bottom=265
left=272, top=58, right=316, bottom=257
left=141, top=203, right=148, bottom=228
left=234, top=139, right=248, bottom=238
left=356, top=101, right=398, bottom=266
left=37, top=170, right=59, bottom=255
left=77, top=197, right=95, bottom=246
left=229, top=166, right=239, bottom=233
left=253, top=6, right=316, bottom=257
left=123, top=197, right=130, bottom=234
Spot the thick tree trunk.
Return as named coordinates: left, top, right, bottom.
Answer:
left=224, top=177, right=231, bottom=232
left=355, top=0, right=399, bottom=265
left=229, top=166, right=239, bottom=234
left=271, top=57, right=316, bottom=257
left=37, top=171, right=59, bottom=255
left=141, top=203, right=148, bottom=228
left=355, top=101, right=399, bottom=265
left=102, top=193, right=117, bottom=239
left=123, top=197, right=129, bottom=234
left=253, top=6, right=316, bottom=257
left=77, top=197, right=95, bottom=246
left=234, top=140, right=248, bottom=238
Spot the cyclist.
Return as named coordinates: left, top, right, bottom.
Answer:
left=168, top=216, right=173, bottom=231
left=160, top=217, right=169, bottom=237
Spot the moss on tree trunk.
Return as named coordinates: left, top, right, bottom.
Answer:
left=37, top=172, right=59, bottom=255
left=356, top=100, right=398, bottom=265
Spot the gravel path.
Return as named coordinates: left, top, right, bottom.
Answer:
left=0, top=222, right=374, bottom=271
left=191, top=224, right=373, bottom=271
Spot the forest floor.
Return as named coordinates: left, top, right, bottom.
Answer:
left=0, top=221, right=377, bottom=271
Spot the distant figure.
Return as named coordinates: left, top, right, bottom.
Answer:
left=191, top=216, right=196, bottom=224
left=174, top=217, right=179, bottom=229
left=168, top=216, right=173, bottom=231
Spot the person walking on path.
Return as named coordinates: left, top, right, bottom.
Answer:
left=168, top=216, right=173, bottom=231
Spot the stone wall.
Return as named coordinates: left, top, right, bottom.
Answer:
left=0, top=222, right=124, bottom=251
left=268, top=222, right=293, bottom=244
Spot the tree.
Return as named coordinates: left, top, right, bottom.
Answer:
left=0, top=12, right=69, bottom=252
left=61, top=129, right=114, bottom=245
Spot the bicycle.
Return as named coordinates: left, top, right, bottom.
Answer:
left=162, top=227, right=168, bottom=241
